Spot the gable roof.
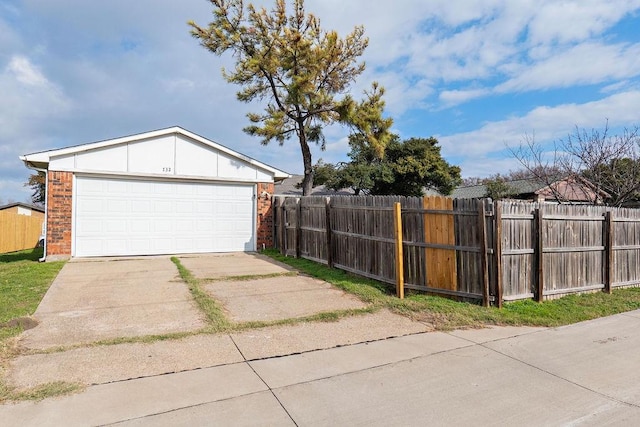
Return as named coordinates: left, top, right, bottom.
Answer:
left=0, top=202, right=45, bottom=213
left=20, top=126, right=290, bottom=179
left=452, top=176, right=605, bottom=203
left=274, top=174, right=355, bottom=196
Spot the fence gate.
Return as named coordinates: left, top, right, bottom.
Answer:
left=423, top=196, right=458, bottom=291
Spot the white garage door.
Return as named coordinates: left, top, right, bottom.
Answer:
left=74, top=176, right=255, bottom=257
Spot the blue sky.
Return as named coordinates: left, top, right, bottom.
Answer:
left=1, top=0, right=640, bottom=203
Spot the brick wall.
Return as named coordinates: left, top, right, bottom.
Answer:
left=46, top=171, right=73, bottom=257
left=256, top=182, right=274, bottom=249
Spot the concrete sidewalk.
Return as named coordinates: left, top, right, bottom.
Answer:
left=3, top=310, right=640, bottom=426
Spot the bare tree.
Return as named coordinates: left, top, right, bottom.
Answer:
left=510, top=122, right=640, bottom=206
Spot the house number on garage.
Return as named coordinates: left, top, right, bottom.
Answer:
left=162, top=167, right=172, bottom=172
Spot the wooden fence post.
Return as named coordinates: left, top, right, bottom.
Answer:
left=275, top=197, right=284, bottom=254
left=494, top=202, right=504, bottom=308
left=325, top=197, right=334, bottom=268
left=295, top=198, right=302, bottom=258
left=394, top=202, right=405, bottom=299
left=604, top=211, right=614, bottom=294
left=534, top=208, right=544, bottom=302
left=478, top=199, right=490, bottom=307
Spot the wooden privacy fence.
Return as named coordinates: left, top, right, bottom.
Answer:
left=498, top=202, right=640, bottom=302
left=274, top=195, right=640, bottom=306
left=274, top=195, right=494, bottom=305
left=0, top=211, right=43, bottom=254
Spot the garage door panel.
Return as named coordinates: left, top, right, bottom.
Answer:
left=154, top=220, right=172, bottom=233
left=107, top=199, right=128, bottom=213
left=154, top=200, right=172, bottom=214
left=176, top=201, right=194, bottom=214
left=107, top=180, right=128, bottom=193
left=106, top=220, right=127, bottom=233
left=105, top=239, right=127, bottom=253
left=130, top=220, right=150, bottom=233
left=77, top=198, right=104, bottom=213
left=196, top=201, right=214, bottom=214
left=175, top=220, right=193, bottom=233
left=74, top=177, right=255, bottom=257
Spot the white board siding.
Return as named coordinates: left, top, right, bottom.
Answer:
left=49, top=133, right=275, bottom=182
left=175, top=136, right=218, bottom=177
left=128, top=136, right=175, bottom=175
left=74, top=176, right=255, bottom=257
left=75, top=145, right=128, bottom=172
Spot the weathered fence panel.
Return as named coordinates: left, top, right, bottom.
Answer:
left=298, top=197, right=330, bottom=264
left=611, top=207, right=640, bottom=288
left=452, top=198, right=488, bottom=300
left=274, top=195, right=490, bottom=303
left=274, top=197, right=300, bottom=258
left=331, top=196, right=404, bottom=285
left=498, top=201, right=539, bottom=301
left=273, top=195, right=640, bottom=305
left=398, top=197, right=426, bottom=291
left=541, top=204, right=607, bottom=298
left=0, top=211, right=43, bottom=254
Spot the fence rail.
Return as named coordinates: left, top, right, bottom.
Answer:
left=0, top=211, right=43, bottom=254
left=273, top=195, right=640, bottom=306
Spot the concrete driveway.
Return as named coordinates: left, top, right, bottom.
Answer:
left=7, top=252, right=429, bottom=391
left=179, top=252, right=369, bottom=322
left=20, top=257, right=206, bottom=350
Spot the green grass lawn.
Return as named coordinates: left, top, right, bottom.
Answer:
left=263, top=249, right=640, bottom=330
left=0, top=248, right=65, bottom=341
left=0, top=248, right=69, bottom=403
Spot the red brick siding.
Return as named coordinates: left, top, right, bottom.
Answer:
left=256, top=182, right=274, bottom=249
left=46, top=171, right=73, bottom=256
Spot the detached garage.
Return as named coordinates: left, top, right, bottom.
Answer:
left=20, top=127, right=289, bottom=259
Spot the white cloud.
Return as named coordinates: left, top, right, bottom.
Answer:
left=439, top=88, right=490, bottom=106
left=440, top=90, right=640, bottom=175
left=0, top=55, right=71, bottom=140
left=498, top=42, right=640, bottom=92
left=459, top=156, right=524, bottom=178
left=348, top=0, right=640, bottom=110
left=0, top=54, right=72, bottom=201
left=526, top=0, right=640, bottom=45
left=7, top=55, right=48, bottom=86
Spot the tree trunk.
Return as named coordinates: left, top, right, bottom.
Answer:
left=299, top=127, right=314, bottom=196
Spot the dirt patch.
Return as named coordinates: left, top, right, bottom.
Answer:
left=1, top=317, right=39, bottom=331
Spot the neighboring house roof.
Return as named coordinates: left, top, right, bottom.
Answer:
left=452, top=178, right=549, bottom=199
left=274, top=174, right=355, bottom=196
left=452, top=176, right=605, bottom=203
left=0, top=202, right=45, bottom=213
left=20, top=126, right=290, bottom=180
